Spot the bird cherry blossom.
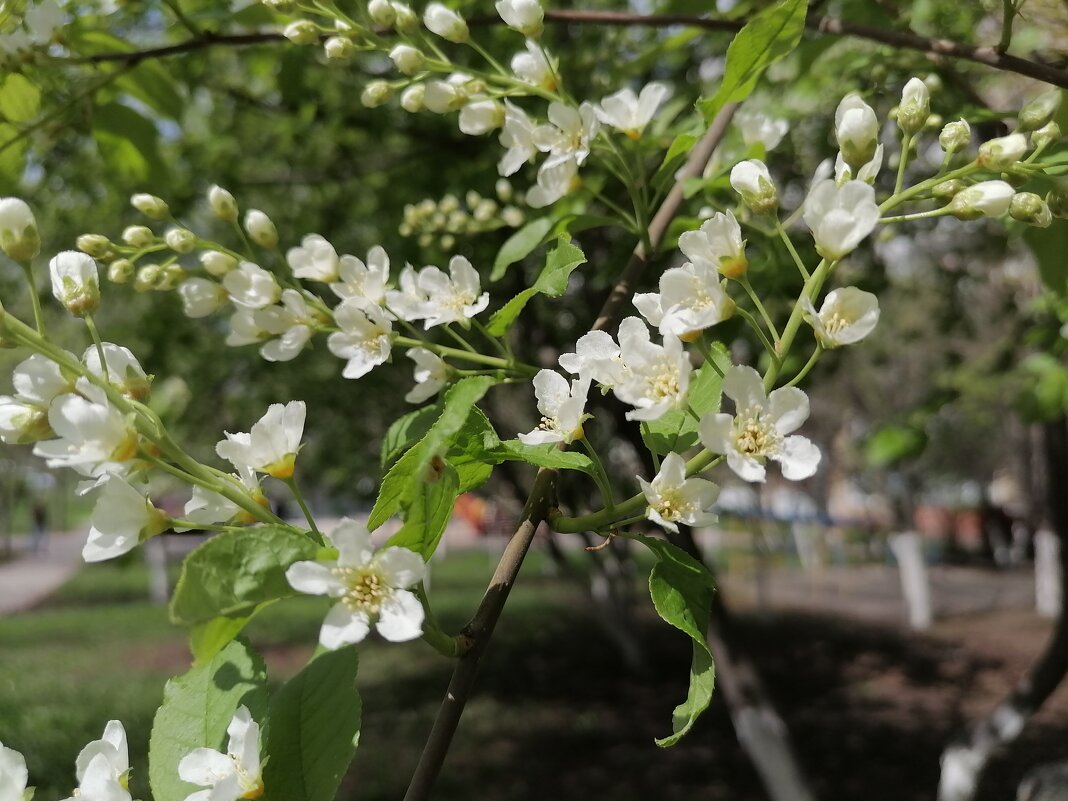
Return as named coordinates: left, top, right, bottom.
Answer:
left=50, top=251, right=100, bottom=317
left=802, top=179, right=880, bottom=261
left=178, top=277, right=228, bottom=318
left=177, top=706, right=262, bottom=801
left=0, top=741, right=28, bottom=801
left=327, top=299, right=393, bottom=379
left=801, top=287, right=880, bottom=348
left=834, top=94, right=879, bottom=172
left=286, top=234, right=340, bottom=282
left=699, top=365, right=821, bottom=483
left=632, top=260, right=735, bottom=340
left=33, top=385, right=139, bottom=478
left=510, top=41, right=556, bottom=90
left=612, top=321, right=692, bottom=421
left=215, top=400, right=306, bottom=480
left=222, top=262, right=281, bottom=310
left=677, top=210, right=748, bottom=279
left=330, top=246, right=390, bottom=306
left=62, top=720, right=131, bottom=801
left=0, top=354, right=70, bottom=445
left=83, top=344, right=150, bottom=401
left=405, top=348, right=449, bottom=404
left=639, top=452, right=719, bottom=533
left=498, top=101, right=539, bottom=177
left=254, top=289, right=320, bottom=363
left=518, top=370, right=590, bottom=445
left=594, top=82, right=670, bottom=138
left=496, top=0, right=543, bottom=37
left=285, top=518, right=426, bottom=648
left=84, top=476, right=167, bottom=562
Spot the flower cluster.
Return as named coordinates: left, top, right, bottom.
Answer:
left=400, top=184, right=526, bottom=249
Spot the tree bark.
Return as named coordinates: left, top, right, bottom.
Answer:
left=937, top=416, right=1068, bottom=801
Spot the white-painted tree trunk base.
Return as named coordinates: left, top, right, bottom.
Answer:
left=890, top=531, right=932, bottom=630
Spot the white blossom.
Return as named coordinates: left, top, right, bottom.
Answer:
left=518, top=370, right=590, bottom=444
left=330, top=246, right=390, bottom=306
left=677, top=210, right=748, bottom=279
left=526, top=155, right=579, bottom=208
left=223, top=262, right=281, bottom=310
left=730, top=159, right=778, bottom=214
left=200, top=250, right=237, bottom=277
left=286, top=518, right=426, bottom=648
left=801, top=287, right=880, bottom=348
left=497, top=101, right=539, bottom=177
left=834, top=144, right=883, bottom=185
left=225, top=308, right=271, bottom=348
left=978, top=133, right=1029, bottom=170
left=82, top=343, right=150, bottom=401
left=216, top=400, right=306, bottom=480
left=254, top=289, right=318, bottom=363
left=897, top=77, right=930, bottom=134
left=532, top=101, right=599, bottom=168
left=405, top=348, right=448, bottom=403
left=496, top=0, right=543, bottom=36
left=735, top=110, right=789, bottom=151
left=85, top=476, right=165, bottom=561
left=178, top=707, right=262, bottom=801
left=178, top=277, right=228, bottom=318
left=593, top=83, right=670, bottom=138
left=0, top=197, right=39, bottom=263
left=834, top=94, right=879, bottom=171
left=459, top=99, right=505, bottom=135
left=179, top=465, right=261, bottom=531
left=208, top=185, right=238, bottom=222
left=33, top=387, right=138, bottom=478
left=243, top=210, right=278, bottom=248
left=0, top=354, right=70, bottom=444
left=327, top=299, right=393, bottom=378
left=948, top=180, right=1015, bottom=219
left=0, top=741, right=28, bottom=801
left=389, top=44, right=426, bottom=75
left=423, top=2, right=468, bottom=42
left=802, top=179, right=880, bottom=261
left=62, top=720, right=131, bottom=801
left=510, top=41, right=555, bottom=89
left=633, top=260, right=735, bottom=339
left=286, top=234, right=340, bottom=282
left=612, top=321, right=692, bottom=421
left=639, top=452, right=719, bottom=533
left=411, top=256, right=489, bottom=328
left=558, top=328, right=627, bottom=388
left=24, top=0, right=63, bottom=44
left=50, top=251, right=100, bottom=317
left=423, top=72, right=474, bottom=114
left=699, top=365, right=820, bottom=482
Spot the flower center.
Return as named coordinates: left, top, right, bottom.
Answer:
left=823, top=309, right=851, bottom=336
left=646, top=359, right=680, bottom=402
left=733, top=407, right=781, bottom=457
left=655, top=488, right=695, bottom=522
left=335, top=566, right=392, bottom=615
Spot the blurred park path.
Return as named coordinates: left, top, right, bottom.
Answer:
left=0, top=532, right=83, bottom=615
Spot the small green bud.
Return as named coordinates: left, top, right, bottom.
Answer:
left=135, top=264, right=161, bottom=292
left=360, top=80, right=394, bottom=108
left=1046, top=188, right=1068, bottom=219
left=1018, top=89, right=1062, bottom=132
left=130, top=193, right=169, bottom=220
left=939, top=119, right=970, bottom=154
left=400, top=84, right=425, bottom=112
left=208, top=185, right=239, bottom=222
left=283, top=20, right=320, bottom=44
left=108, top=259, right=135, bottom=284
left=897, top=77, right=930, bottom=135
left=977, top=133, right=1028, bottom=170
left=157, top=263, right=186, bottom=291
left=391, top=2, right=418, bottom=32
left=1032, top=121, right=1061, bottom=151
left=1009, top=192, right=1053, bottom=227
left=164, top=227, right=196, bottom=254
left=368, top=0, right=396, bottom=26
left=325, top=36, right=355, bottom=61
left=932, top=179, right=965, bottom=200
left=200, top=250, right=237, bottom=276
left=122, top=225, right=155, bottom=247
left=76, top=234, right=112, bottom=259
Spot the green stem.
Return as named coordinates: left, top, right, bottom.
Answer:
left=471, top=318, right=509, bottom=357
left=762, top=258, right=834, bottom=390
left=879, top=208, right=953, bottom=224
left=393, top=335, right=538, bottom=375
left=776, top=221, right=810, bottom=280
left=19, top=262, right=45, bottom=335
left=579, top=436, right=616, bottom=514
left=786, top=344, right=823, bottom=388
left=442, top=324, right=478, bottom=353
left=736, top=307, right=780, bottom=368
left=693, top=336, right=725, bottom=377
left=998, top=0, right=1015, bottom=52
left=414, top=583, right=467, bottom=658
left=84, top=314, right=109, bottom=382
left=894, top=132, right=913, bottom=195
left=640, top=422, right=660, bottom=472
left=467, top=39, right=508, bottom=76
left=283, top=476, right=322, bottom=538
left=880, top=161, right=978, bottom=213
left=168, top=518, right=239, bottom=533
left=739, top=276, right=780, bottom=344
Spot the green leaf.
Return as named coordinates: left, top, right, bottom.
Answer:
left=381, top=405, right=439, bottom=468
left=447, top=408, right=501, bottom=492
left=697, top=0, right=808, bottom=122
left=642, top=346, right=728, bottom=455
left=0, top=122, right=27, bottom=184
left=117, top=62, right=186, bottom=120
left=634, top=535, right=715, bottom=747
left=170, top=526, right=320, bottom=627
left=149, top=640, right=268, bottom=801
left=0, top=74, right=40, bottom=124
left=386, top=461, right=460, bottom=557
left=863, top=424, right=927, bottom=468
left=263, top=647, right=361, bottom=801
left=93, top=101, right=166, bottom=185
left=189, top=603, right=276, bottom=664
left=486, top=238, right=587, bottom=335
left=1025, top=222, right=1068, bottom=295
left=491, top=216, right=555, bottom=281
left=368, top=377, right=496, bottom=530
left=494, top=440, right=595, bottom=474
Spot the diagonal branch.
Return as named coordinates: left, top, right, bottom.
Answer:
left=69, top=11, right=1068, bottom=89
left=401, top=105, right=740, bottom=801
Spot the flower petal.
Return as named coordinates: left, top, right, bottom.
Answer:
left=375, top=590, right=424, bottom=642
left=374, top=547, right=427, bottom=589
left=320, top=602, right=371, bottom=649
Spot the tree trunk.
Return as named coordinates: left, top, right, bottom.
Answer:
left=938, top=416, right=1068, bottom=801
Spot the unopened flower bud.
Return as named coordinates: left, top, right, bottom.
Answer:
left=977, top=133, right=1028, bottom=170
left=948, top=180, right=1015, bottom=220
left=284, top=20, right=319, bottom=44
left=925, top=113, right=943, bottom=132
left=244, top=210, right=278, bottom=248
left=122, top=225, right=155, bottom=247
left=495, top=0, right=543, bottom=37
left=200, top=250, right=237, bottom=276
left=391, top=1, right=418, bottom=31
left=262, top=0, right=295, bottom=10
left=400, top=83, right=425, bottom=112
left=165, top=227, right=196, bottom=254
left=730, top=159, right=778, bottom=214
left=423, top=2, right=468, bottom=42
left=0, top=198, right=39, bottom=263
left=324, top=36, right=355, bottom=60
left=389, top=44, right=425, bottom=75
left=134, top=264, right=160, bottom=293
left=158, top=263, right=186, bottom=291
left=368, top=0, right=396, bottom=26
left=939, top=119, right=970, bottom=153
left=931, top=179, right=965, bottom=200
left=1009, top=192, right=1052, bottom=227
left=208, top=185, right=239, bottom=222
left=495, top=178, right=513, bottom=202
left=835, top=94, right=879, bottom=173
left=459, top=99, right=505, bottom=135
left=1032, top=121, right=1061, bottom=150
left=131, top=193, right=169, bottom=220
left=1046, top=186, right=1068, bottom=219
left=1018, top=89, right=1062, bottom=132
left=502, top=205, right=524, bottom=227
left=76, top=234, right=111, bottom=259
left=49, top=251, right=100, bottom=316
left=108, top=259, right=135, bottom=284
left=896, top=77, right=930, bottom=135
left=360, top=80, right=394, bottom=108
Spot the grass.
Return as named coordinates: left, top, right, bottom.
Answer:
left=0, top=547, right=616, bottom=801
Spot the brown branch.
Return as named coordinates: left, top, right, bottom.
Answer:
left=70, top=11, right=1068, bottom=89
